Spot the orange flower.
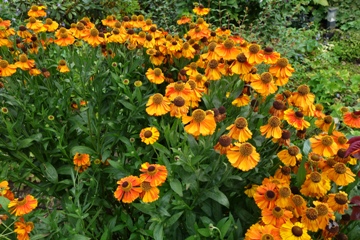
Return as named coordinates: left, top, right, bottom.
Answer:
left=313, top=201, right=335, bottom=230
left=193, top=4, right=210, bottom=16
left=189, top=73, right=207, bottom=88
left=309, top=133, right=339, bottom=157
left=57, top=59, right=70, bottom=73
left=140, top=162, right=168, bottom=187
left=289, top=85, right=315, bottom=113
left=165, top=81, right=193, bottom=101
left=0, top=18, right=11, bottom=28
left=261, top=47, right=280, bottom=64
left=182, top=109, right=216, bottom=137
left=0, top=60, right=17, bottom=77
left=201, top=42, right=220, bottom=61
left=284, top=109, right=310, bottom=130
left=274, top=165, right=292, bottom=182
left=15, top=54, right=35, bottom=71
left=327, top=162, right=355, bottom=186
left=269, top=58, right=295, bottom=82
left=54, top=30, right=75, bottom=46
left=244, top=184, right=259, bottom=198
left=139, top=127, right=160, bottom=145
left=277, top=146, right=302, bottom=167
left=214, top=39, right=241, bottom=60
left=181, top=42, right=196, bottom=59
left=244, top=43, right=264, bottom=64
left=8, top=195, right=38, bottom=216
left=146, top=93, right=171, bottom=116
left=273, top=130, right=291, bottom=147
left=215, top=27, right=231, bottom=36
left=260, top=116, right=282, bottom=139
left=83, top=28, right=104, bottom=47
left=205, top=59, right=225, bottom=80
left=262, top=206, right=293, bottom=228
left=169, top=96, right=189, bottom=118
left=0, top=180, right=10, bottom=196
left=275, top=185, right=292, bottom=208
left=101, top=15, right=117, bottom=28
left=343, top=110, right=360, bottom=128
left=290, top=194, right=307, bottom=218
left=245, top=223, right=281, bottom=240
left=214, top=135, right=233, bottom=155
left=314, top=103, right=326, bottom=119
left=43, top=18, right=59, bottom=32
left=250, top=72, right=278, bottom=97
left=73, top=153, right=90, bottom=167
left=226, top=117, right=252, bottom=142
left=114, top=176, right=142, bottom=203
left=177, top=16, right=191, bottom=25
left=232, top=93, right=250, bottom=107
left=146, top=67, right=166, bottom=84
left=230, top=53, right=253, bottom=75
left=254, top=182, right=278, bottom=210
left=301, top=207, right=319, bottom=232
left=300, top=171, right=331, bottom=198
left=226, top=142, right=260, bottom=171
left=140, top=181, right=160, bottom=203
left=27, top=5, right=47, bottom=18
left=26, top=17, right=46, bottom=33
left=14, top=218, right=34, bottom=240
left=326, top=191, right=349, bottom=214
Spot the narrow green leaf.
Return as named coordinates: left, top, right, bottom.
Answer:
left=197, top=228, right=211, bottom=237
left=170, top=179, right=183, bottom=197
left=153, top=223, right=164, bottom=240
left=166, top=211, right=183, bottom=227
left=153, top=142, right=171, bottom=155
left=204, top=187, right=230, bottom=208
left=219, top=218, right=232, bottom=238
left=70, top=146, right=96, bottom=156
left=296, top=156, right=307, bottom=187
left=0, top=196, right=10, bottom=211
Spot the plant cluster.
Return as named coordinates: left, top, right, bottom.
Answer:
left=0, top=3, right=359, bottom=240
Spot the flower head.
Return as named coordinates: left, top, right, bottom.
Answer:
left=140, top=162, right=168, bottom=187
left=182, top=109, right=216, bottom=137
left=14, top=218, right=34, bottom=240
left=139, top=127, right=160, bottom=145
left=226, top=142, right=260, bottom=171
left=114, top=176, right=142, bottom=203
left=8, top=195, right=38, bottom=216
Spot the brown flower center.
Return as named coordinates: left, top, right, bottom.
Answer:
left=321, top=136, right=333, bottom=146
left=265, top=190, right=276, bottom=201
left=334, top=163, right=347, bottom=174
left=187, top=80, right=196, bottom=90
left=268, top=116, right=281, bottom=127
left=297, top=85, right=310, bottom=95
left=249, top=44, right=260, bottom=54
left=223, top=39, right=234, bottom=49
left=260, top=72, right=273, bottom=84
left=264, top=47, right=274, bottom=54
left=141, top=181, right=152, bottom=191
left=338, top=136, right=347, bottom=145
left=147, top=165, right=156, bottom=173
left=182, top=42, right=190, bottom=50
left=281, top=166, right=291, bottom=175
left=60, top=32, right=68, bottom=38
left=144, top=130, right=152, bottom=138
left=197, top=18, right=204, bottom=24
left=273, top=100, right=284, bottom=110
left=324, top=115, right=333, bottom=124
left=306, top=208, right=318, bottom=220
left=310, top=154, right=320, bottom=161
left=261, top=234, right=274, bottom=240
left=337, top=148, right=347, bottom=158
left=277, top=58, right=289, bottom=68
left=45, top=18, right=53, bottom=25
left=288, top=146, right=299, bottom=156
left=208, top=59, right=218, bottom=69
left=208, top=42, right=217, bottom=51
left=235, top=117, right=247, bottom=129
left=152, top=93, right=163, bottom=104
left=76, top=23, right=84, bottom=30
left=281, top=130, right=291, bottom=140
left=335, top=193, right=348, bottom=205
left=272, top=206, right=284, bottom=218
left=279, top=186, right=291, bottom=198
left=315, top=104, right=323, bottom=111
left=19, top=54, right=28, bottom=63
left=236, top=53, right=247, bottom=63
left=239, top=143, right=253, bottom=156
left=173, top=96, right=185, bottom=107
left=58, top=60, right=66, bottom=66
left=316, top=203, right=328, bottom=216
left=292, top=195, right=304, bottom=206
left=192, top=109, right=206, bottom=123
left=174, top=81, right=185, bottom=91
left=29, top=17, right=36, bottom=24
left=291, top=226, right=303, bottom=237
left=310, top=172, right=322, bottom=183
left=121, top=181, right=131, bottom=191
left=218, top=135, right=232, bottom=147
left=31, top=5, right=39, bottom=11
left=0, top=60, right=9, bottom=68
left=153, top=68, right=162, bottom=77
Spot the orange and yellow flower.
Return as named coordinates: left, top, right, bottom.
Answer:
left=277, top=146, right=302, bottom=167
left=327, top=191, right=349, bottom=214
left=250, top=72, right=278, bottom=97
left=262, top=206, right=293, bottom=227
left=182, top=109, right=216, bottom=137
left=193, top=5, right=210, bottom=16
left=260, top=116, right=282, bottom=139
left=254, top=182, right=278, bottom=210
left=309, top=133, right=339, bottom=157
left=214, top=135, right=233, bottom=155
left=269, top=58, right=295, bottom=83
left=57, top=59, right=70, bottom=73
left=214, top=39, right=241, bottom=60
left=140, top=162, right=168, bottom=187
left=14, top=218, right=34, bottom=240
left=146, top=93, right=171, bottom=116
left=280, top=221, right=311, bottom=240
left=27, top=5, right=47, bottom=18
left=0, top=60, right=17, bottom=77
left=177, top=16, right=191, bottom=25
left=83, top=28, right=104, bottom=47
left=300, top=171, right=331, bottom=198
left=146, top=68, right=165, bottom=84
left=165, top=81, right=193, bottom=101
left=327, top=162, right=355, bottom=186
left=226, top=142, right=260, bottom=171
left=140, top=181, right=160, bottom=203
left=114, top=176, right=142, bottom=203
left=261, top=47, right=280, bottom=64
left=139, top=127, right=160, bottom=145
left=245, top=223, right=281, bottom=240
left=8, top=195, right=38, bottom=216
left=343, top=110, right=360, bottom=128
left=244, top=43, right=264, bottom=65
left=284, top=109, right=310, bottom=130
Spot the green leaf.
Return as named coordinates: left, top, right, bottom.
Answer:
left=296, top=156, right=307, bottom=187
left=204, top=187, right=229, bottom=208
left=0, top=196, right=10, bottom=211
left=70, top=146, right=96, bottom=156
left=30, top=234, right=50, bottom=240
left=219, top=218, right=232, bottom=237
left=41, top=162, right=58, bottom=183
left=72, top=234, right=91, bottom=240
left=153, top=142, right=171, bottom=155
left=197, top=228, right=211, bottom=237
left=166, top=211, right=184, bottom=227
left=153, top=223, right=164, bottom=240
left=170, top=179, right=183, bottom=197
left=313, top=0, right=329, bottom=6
left=302, top=139, right=311, bottom=155
left=17, top=133, right=42, bottom=149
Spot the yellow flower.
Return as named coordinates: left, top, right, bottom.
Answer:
left=280, top=221, right=311, bottom=240
left=139, top=127, right=160, bottom=145
left=226, top=142, right=260, bottom=171
left=8, top=195, right=38, bottom=216
left=277, top=146, right=302, bottom=167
